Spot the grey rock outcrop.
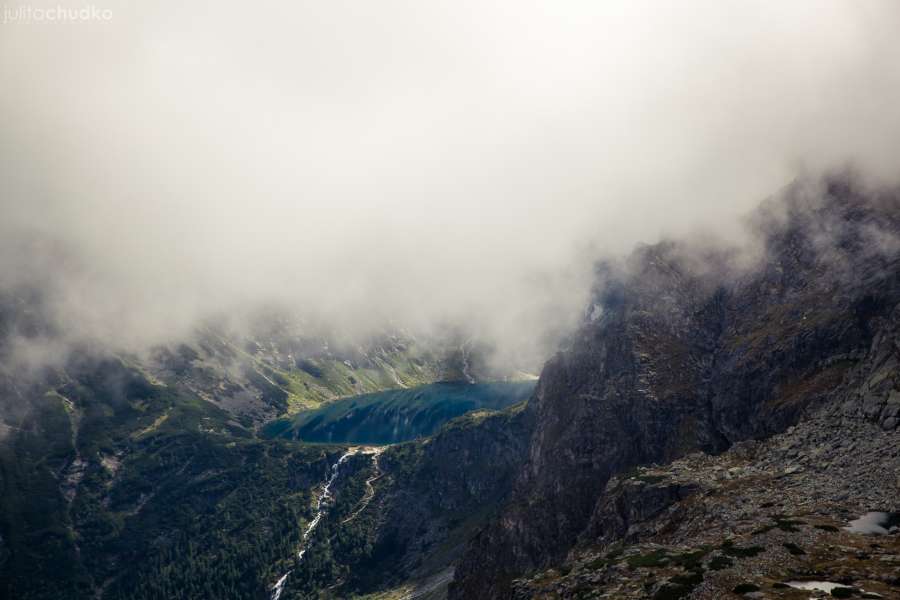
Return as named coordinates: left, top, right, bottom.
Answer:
left=452, top=177, right=900, bottom=599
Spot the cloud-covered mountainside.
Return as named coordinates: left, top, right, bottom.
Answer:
left=451, top=175, right=900, bottom=599
left=3, top=2, right=900, bottom=599
left=2, top=174, right=900, bottom=600
left=3, top=2, right=900, bottom=375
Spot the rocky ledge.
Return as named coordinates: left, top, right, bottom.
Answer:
left=512, top=411, right=900, bottom=599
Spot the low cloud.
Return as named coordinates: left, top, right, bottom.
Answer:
left=2, top=1, right=900, bottom=369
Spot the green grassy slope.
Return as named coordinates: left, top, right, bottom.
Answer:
left=0, top=357, right=534, bottom=600
left=261, top=381, right=536, bottom=444
left=0, top=357, right=349, bottom=600
left=146, top=330, right=451, bottom=421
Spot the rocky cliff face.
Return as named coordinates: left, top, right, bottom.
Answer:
left=452, top=177, right=900, bottom=598
left=512, top=413, right=900, bottom=599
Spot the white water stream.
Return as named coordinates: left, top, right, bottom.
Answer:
left=270, top=447, right=382, bottom=600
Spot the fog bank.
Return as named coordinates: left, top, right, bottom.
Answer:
left=2, top=1, right=900, bottom=366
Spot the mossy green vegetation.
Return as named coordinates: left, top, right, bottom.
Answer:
left=707, top=554, right=733, bottom=570
left=624, top=546, right=711, bottom=600
left=626, top=546, right=711, bottom=570
left=754, top=514, right=807, bottom=534
left=720, top=540, right=764, bottom=558
left=782, top=542, right=806, bottom=556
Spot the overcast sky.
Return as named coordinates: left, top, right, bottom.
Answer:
left=2, top=1, right=900, bottom=364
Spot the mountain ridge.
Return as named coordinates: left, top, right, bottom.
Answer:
left=450, top=175, right=900, bottom=598
left=2, top=175, right=899, bottom=599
